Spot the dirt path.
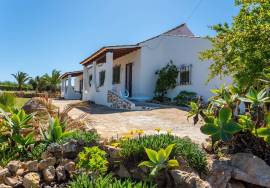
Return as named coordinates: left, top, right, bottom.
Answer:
left=52, top=99, right=207, bottom=144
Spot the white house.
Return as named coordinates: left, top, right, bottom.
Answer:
left=60, top=71, right=83, bottom=100
left=61, top=24, right=231, bottom=109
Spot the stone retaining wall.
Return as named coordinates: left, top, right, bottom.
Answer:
left=107, top=90, right=135, bottom=110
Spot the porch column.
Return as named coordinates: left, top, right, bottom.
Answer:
left=67, top=75, right=72, bottom=97
left=93, top=61, right=97, bottom=91
left=105, top=52, right=113, bottom=91
left=83, top=65, right=89, bottom=100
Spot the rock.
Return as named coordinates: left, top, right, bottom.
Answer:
left=25, top=160, right=38, bottom=172
left=207, top=159, right=232, bottom=188
left=231, top=153, right=270, bottom=187
left=170, top=170, right=211, bottom=188
left=0, top=169, right=10, bottom=178
left=47, top=143, right=63, bottom=159
left=23, top=172, right=40, bottom=188
left=41, top=151, right=54, bottom=160
left=116, top=164, right=130, bottom=178
left=56, top=166, right=66, bottom=182
left=4, top=177, right=20, bottom=187
left=102, top=145, right=121, bottom=160
left=0, top=184, right=12, bottom=188
left=38, top=157, right=56, bottom=170
left=62, top=140, right=82, bottom=159
left=7, top=161, right=21, bottom=174
left=202, top=142, right=213, bottom=153
left=226, top=179, right=245, bottom=188
left=43, top=166, right=56, bottom=183
left=16, top=168, right=25, bottom=176
left=64, top=161, right=75, bottom=174
left=0, top=168, right=10, bottom=183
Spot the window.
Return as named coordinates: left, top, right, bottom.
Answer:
left=113, top=65, right=121, bottom=84
left=179, top=65, right=192, bottom=85
left=99, top=71, right=105, bottom=87
left=89, top=75, right=93, bottom=87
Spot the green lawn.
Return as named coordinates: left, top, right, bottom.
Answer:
left=15, top=98, right=30, bottom=108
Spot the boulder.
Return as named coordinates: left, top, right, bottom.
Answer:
left=170, top=170, right=211, bottom=188
left=41, top=151, right=54, bottom=160
left=207, top=159, right=232, bottom=188
left=56, top=166, right=66, bottom=182
left=226, top=179, right=245, bottom=188
left=38, top=157, right=56, bottom=170
left=25, top=160, right=38, bottom=172
left=43, top=166, right=56, bottom=183
left=7, top=161, right=21, bottom=174
left=23, top=172, right=40, bottom=188
left=231, top=153, right=270, bottom=187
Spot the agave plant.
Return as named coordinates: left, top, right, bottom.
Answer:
left=11, top=132, right=35, bottom=150
left=40, top=117, right=73, bottom=143
left=138, top=144, right=179, bottom=177
left=239, top=87, right=269, bottom=106
left=200, top=108, right=242, bottom=143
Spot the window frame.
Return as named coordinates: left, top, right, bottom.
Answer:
left=99, top=70, right=106, bottom=87
left=112, top=65, right=121, bottom=84
left=89, top=74, right=93, bottom=87
left=179, top=64, right=192, bottom=85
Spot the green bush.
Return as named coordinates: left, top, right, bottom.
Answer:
left=77, top=147, right=108, bottom=175
left=69, top=173, right=156, bottom=188
left=119, top=134, right=207, bottom=173
left=58, top=131, right=100, bottom=145
left=154, top=61, right=179, bottom=99
left=174, top=91, right=197, bottom=106
left=27, top=142, right=48, bottom=160
left=0, top=92, right=16, bottom=111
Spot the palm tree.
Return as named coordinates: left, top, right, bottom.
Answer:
left=43, top=69, right=61, bottom=93
left=11, top=71, right=30, bottom=91
left=29, top=76, right=46, bottom=92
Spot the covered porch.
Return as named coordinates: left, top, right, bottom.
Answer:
left=80, top=45, right=141, bottom=109
left=60, top=70, right=83, bottom=100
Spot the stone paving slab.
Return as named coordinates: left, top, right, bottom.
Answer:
left=52, top=99, right=207, bottom=144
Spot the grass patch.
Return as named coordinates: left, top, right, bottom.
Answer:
left=119, top=134, right=207, bottom=173
left=58, top=131, right=100, bottom=145
left=15, top=97, right=30, bottom=108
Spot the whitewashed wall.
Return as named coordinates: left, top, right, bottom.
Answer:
left=112, top=49, right=142, bottom=97
left=139, top=35, right=231, bottom=101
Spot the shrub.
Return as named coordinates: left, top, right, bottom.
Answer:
left=27, top=142, right=48, bottom=160
left=154, top=61, right=179, bottom=100
left=119, top=134, right=207, bottom=173
left=58, top=131, right=100, bottom=145
left=77, top=147, right=108, bottom=175
left=174, top=91, right=197, bottom=106
left=0, top=92, right=16, bottom=111
left=69, top=173, right=156, bottom=188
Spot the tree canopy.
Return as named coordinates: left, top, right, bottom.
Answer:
left=200, top=0, right=270, bottom=90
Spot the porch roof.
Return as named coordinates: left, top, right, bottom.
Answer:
left=80, top=45, right=141, bottom=66
left=60, top=70, right=83, bottom=79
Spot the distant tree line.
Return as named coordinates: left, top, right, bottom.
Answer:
left=0, top=69, right=61, bottom=93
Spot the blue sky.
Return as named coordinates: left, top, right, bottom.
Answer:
left=0, top=0, right=238, bottom=81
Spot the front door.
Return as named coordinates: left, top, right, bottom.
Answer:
left=125, top=63, right=133, bottom=97
left=79, top=80, right=83, bottom=94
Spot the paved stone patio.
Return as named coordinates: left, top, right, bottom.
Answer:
left=52, top=99, right=207, bottom=144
